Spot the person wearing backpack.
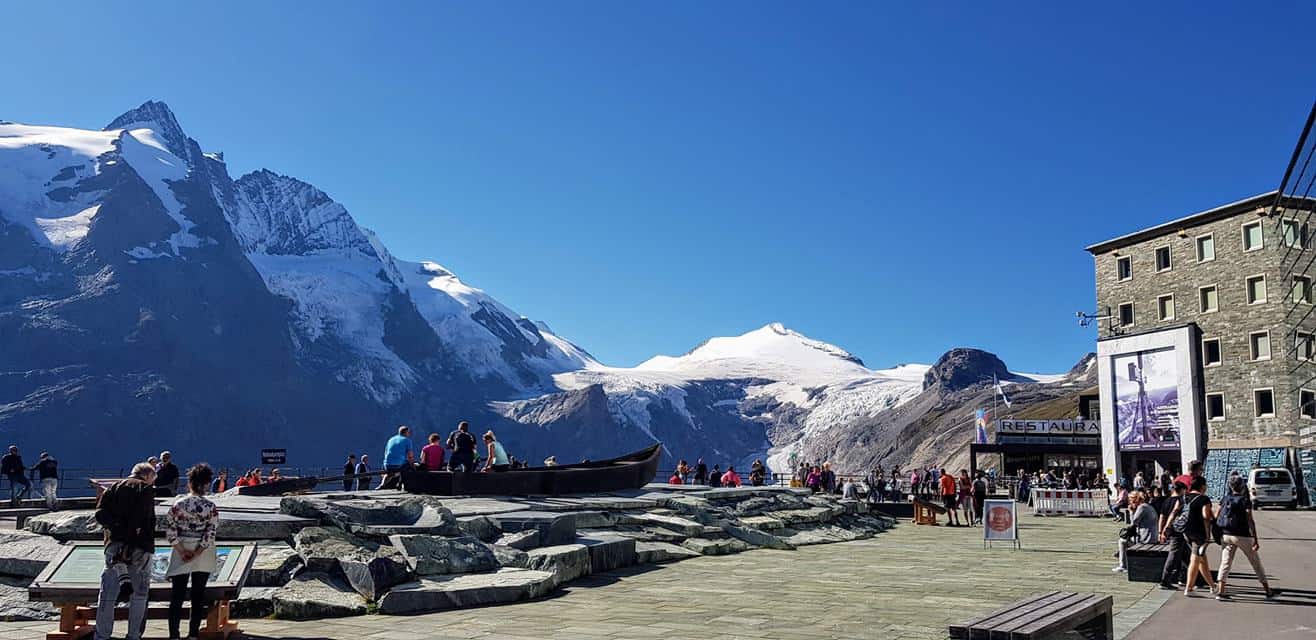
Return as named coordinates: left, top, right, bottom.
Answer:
left=93, top=462, right=158, bottom=640
left=1178, top=476, right=1218, bottom=596
left=1215, top=475, right=1274, bottom=600
left=1157, top=481, right=1190, bottom=589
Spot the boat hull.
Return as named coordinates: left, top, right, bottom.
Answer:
left=235, top=477, right=318, bottom=496
left=401, top=443, right=662, bottom=496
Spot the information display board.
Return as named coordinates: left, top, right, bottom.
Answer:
left=30, top=542, right=256, bottom=605
left=46, top=545, right=243, bottom=585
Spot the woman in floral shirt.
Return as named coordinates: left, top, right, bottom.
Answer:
left=164, top=464, right=219, bottom=640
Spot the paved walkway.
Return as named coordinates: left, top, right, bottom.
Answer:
left=1126, top=509, right=1316, bottom=640
left=0, top=513, right=1154, bottom=640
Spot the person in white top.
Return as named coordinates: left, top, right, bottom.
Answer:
left=165, top=464, right=219, bottom=640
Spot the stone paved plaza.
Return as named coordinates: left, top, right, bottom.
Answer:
left=0, top=514, right=1156, bottom=640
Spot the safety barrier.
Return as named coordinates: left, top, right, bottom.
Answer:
left=1030, top=489, right=1109, bottom=517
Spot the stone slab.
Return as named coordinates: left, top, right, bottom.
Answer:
left=738, top=515, right=786, bottom=530
left=486, top=544, right=529, bottom=569
left=272, top=572, right=368, bottom=620
left=376, top=568, right=557, bottom=615
left=625, top=512, right=705, bottom=536
left=634, top=541, right=700, bottom=564
left=495, top=529, right=540, bottom=551
left=249, top=543, right=302, bottom=587
left=230, top=586, right=277, bottom=619
left=680, top=538, right=750, bottom=556
left=721, top=523, right=795, bottom=550
left=294, top=527, right=412, bottom=600
left=525, top=544, right=591, bottom=583
left=389, top=534, right=498, bottom=576
left=0, top=577, right=57, bottom=621
left=454, top=515, right=501, bottom=542
left=576, top=533, right=636, bottom=573
left=0, top=531, right=65, bottom=578
left=485, top=511, right=576, bottom=546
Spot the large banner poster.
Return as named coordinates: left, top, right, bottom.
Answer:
left=1113, top=347, right=1181, bottom=450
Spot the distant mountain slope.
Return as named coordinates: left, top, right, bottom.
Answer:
left=1, top=101, right=1086, bottom=473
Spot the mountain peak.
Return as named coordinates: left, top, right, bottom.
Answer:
left=637, top=323, right=868, bottom=379
left=105, top=100, right=190, bottom=159
left=922, top=347, right=1010, bottom=392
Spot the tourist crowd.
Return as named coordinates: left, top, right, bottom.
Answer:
left=1105, top=459, right=1274, bottom=602
left=667, top=458, right=761, bottom=487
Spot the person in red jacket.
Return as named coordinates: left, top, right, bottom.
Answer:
left=667, top=471, right=683, bottom=485
left=721, top=466, right=742, bottom=488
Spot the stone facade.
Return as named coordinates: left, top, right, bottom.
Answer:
left=1089, top=193, right=1316, bottom=449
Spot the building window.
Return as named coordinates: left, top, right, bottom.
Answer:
left=1302, top=389, right=1316, bottom=419
left=1199, top=285, right=1219, bottom=313
left=1281, top=218, right=1308, bottom=249
left=1202, top=338, right=1222, bottom=367
left=1243, top=221, right=1264, bottom=251
left=1254, top=388, right=1275, bottom=417
left=1246, top=275, right=1267, bottom=304
left=1116, top=256, right=1131, bottom=281
left=1297, top=331, right=1315, bottom=362
left=1250, top=331, right=1271, bottom=361
left=1206, top=393, right=1225, bottom=421
left=1157, top=294, right=1175, bottom=321
left=1118, top=302, right=1134, bottom=327
left=1155, top=247, right=1172, bottom=272
left=1196, top=234, right=1215, bottom=262
left=1294, top=275, right=1313, bottom=304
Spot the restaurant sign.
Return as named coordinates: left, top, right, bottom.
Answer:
left=995, top=420, right=1101, bottom=446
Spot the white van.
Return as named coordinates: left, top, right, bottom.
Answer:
left=1248, top=468, right=1297, bottom=509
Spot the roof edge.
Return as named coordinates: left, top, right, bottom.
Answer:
left=1085, top=191, right=1280, bottom=255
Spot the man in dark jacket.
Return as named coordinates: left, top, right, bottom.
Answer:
left=343, top=454, right=357, bottom=491
left=447, top=421, right=478, bottom=473
left=2, top=445, right=31, bottom=507
left=94, top=463, right=157, bottom=640
left=154, top=451, right=180, bottom=497
left=33, top=452, right=59, bottom=510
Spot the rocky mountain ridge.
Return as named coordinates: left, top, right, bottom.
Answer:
left=0, top=102, right=1090, bottom=472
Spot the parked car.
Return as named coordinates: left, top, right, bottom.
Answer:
left=1248, top=467, right=1298, bottom=509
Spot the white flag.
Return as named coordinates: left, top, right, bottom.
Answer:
left=995, top=378, right=1012, bottom=408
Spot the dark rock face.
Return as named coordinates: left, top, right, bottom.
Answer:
left=292, top=527, right=412, bottom=600
left=389, top=534, right=498, bottom=576
left=922, top=348, right=1012, bottom=392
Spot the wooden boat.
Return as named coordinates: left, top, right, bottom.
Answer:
left=235, top=476, right=319, bottom=496
left=401, top=443, right=663, bottom=497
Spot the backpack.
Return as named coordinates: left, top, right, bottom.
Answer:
left=1215, top=495, right=1248, bottom=533
left=1171, top=495, right=1199, bottom=533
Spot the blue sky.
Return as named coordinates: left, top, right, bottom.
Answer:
left=2, top=2, right=1312, bottom=372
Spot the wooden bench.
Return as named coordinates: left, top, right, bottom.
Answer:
left=1125, top=543, right=1169, bottom=583
left=949, top=591, right=1113, bottom=640
left=913, top=497, right=947, bottom=525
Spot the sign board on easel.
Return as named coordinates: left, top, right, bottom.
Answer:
left=983, top=499, right=1020, bottom=549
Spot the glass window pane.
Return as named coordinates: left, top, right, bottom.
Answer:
left=1245, top=223, right=1263, bottom=250
left=1198, top=236, right=1215, bottom=261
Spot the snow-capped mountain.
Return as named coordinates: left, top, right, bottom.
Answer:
left=0, top=102, right=604, bottom=466
left=554, top=323, right=929, bottom=469
left=0, top=101, right=1084, bottom=473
